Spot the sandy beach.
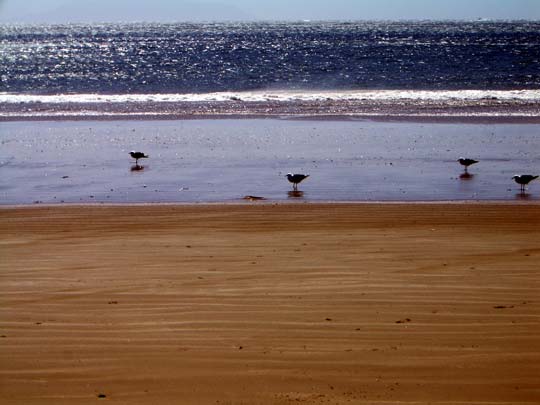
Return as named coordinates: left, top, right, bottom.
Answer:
left=1, top=203, right=539, bottom=404
left=2, top=17, right=540, bottom=405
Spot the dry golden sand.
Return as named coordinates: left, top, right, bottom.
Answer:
left=1, top=203, right=539, bottom=404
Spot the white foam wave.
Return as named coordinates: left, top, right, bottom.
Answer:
left=1, top=89, right=539, bottom=104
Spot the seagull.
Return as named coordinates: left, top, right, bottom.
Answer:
left=512, top=174, right=539, bottom=192
left=457, top=157, right=479, bottom=172
left=286, top=173, right=309, bottom=191
left=130, top=151, right=148, bottom=165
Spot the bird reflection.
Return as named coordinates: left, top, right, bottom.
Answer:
left=459, top=172, right=474, bottom=180
left=130, top=164, right=145, bottom=172
left=515, top=192, right=532, bottom=200
left=288, top=190, right=304, bottom=198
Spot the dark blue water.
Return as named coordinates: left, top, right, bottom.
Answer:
left=1, top=21, right=539, bottom=95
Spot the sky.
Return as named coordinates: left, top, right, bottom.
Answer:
left=0, top=0, right=539, bottom=23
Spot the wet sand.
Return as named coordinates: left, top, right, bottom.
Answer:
left=1, top=119, right=540, bottom=204
left=1, top=203, right=539, bottom=404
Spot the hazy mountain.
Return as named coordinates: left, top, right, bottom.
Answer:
left=1, top=0, right=539, bottom=23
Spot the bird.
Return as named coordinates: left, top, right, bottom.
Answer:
left=457, top=157, right=479, bottom=172
left=512, top=174, right=539, bottom=192
left=286, top=173, right=309, bottom=191
left=130, top=151, right=148, bottom=165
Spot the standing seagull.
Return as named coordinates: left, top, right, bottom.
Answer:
left=458, top=157, right=479, bottom=172
left=286, top=173, right=309, bottom=191
left=130, top=151, right=149, bottom=165
left=512, top=174, right=539, bottom=193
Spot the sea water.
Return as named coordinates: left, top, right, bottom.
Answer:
left=1, top=21, right=539, bottom=118
left=1, top=22, right=539, bottom=203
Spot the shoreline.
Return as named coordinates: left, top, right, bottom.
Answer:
left=2, top=112, right=540, bottom=124
left=3, top=199, right=540, bottom=209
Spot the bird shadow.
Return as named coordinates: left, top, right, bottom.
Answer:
left=288, top=190, right=305, bottom=199
left=459, top=172, right=474, bottom=180
left=130, top=164, right=146, bottom=172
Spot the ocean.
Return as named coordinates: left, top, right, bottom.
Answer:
left=1, top=21, right=539, bottom=119
left=1, top=21, right=540, bottom=204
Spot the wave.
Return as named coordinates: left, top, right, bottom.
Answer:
left=2, top=89, right=539, bottom=121
left=1, top=89, right=539, bottom=104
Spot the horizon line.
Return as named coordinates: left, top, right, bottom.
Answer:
left=2, top=18, right=540, bottom=25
